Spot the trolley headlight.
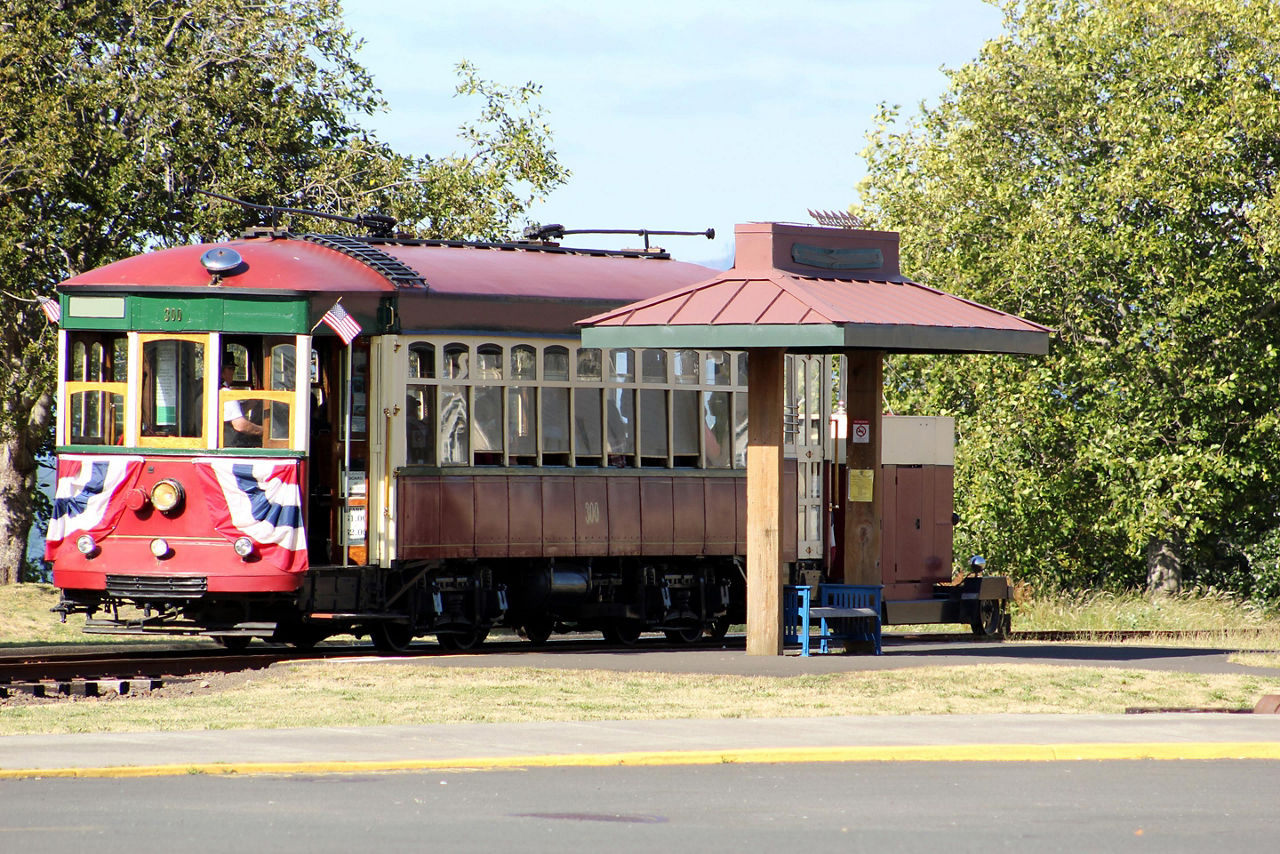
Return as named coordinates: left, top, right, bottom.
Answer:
left=150, top=479, right=185, bottom=515
left=75, top=535, right=98, bottom=557
left=149, top=538, right=172, bottom=559
left=232, top=537, right=255, bottom=559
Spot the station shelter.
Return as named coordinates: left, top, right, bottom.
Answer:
left=579, top=221, right=1051, bottom=655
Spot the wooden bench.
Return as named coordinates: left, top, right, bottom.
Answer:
left=785, top=584, right=883, bottom=656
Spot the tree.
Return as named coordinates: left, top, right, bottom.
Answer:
left=0, top=0, right=567, bottom=583
left=858, top=0, right=1280, bottom=596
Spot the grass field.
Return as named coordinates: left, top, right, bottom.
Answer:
left=2, top=583, right=1279, bottom=735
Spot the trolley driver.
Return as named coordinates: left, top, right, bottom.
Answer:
left=221, top=359, right=263, bottom=446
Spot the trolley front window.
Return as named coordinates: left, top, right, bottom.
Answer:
left=140, top=336, right=207, bottom=446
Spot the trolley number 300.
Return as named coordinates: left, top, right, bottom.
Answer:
left=583, top=501, right=602, bottom=525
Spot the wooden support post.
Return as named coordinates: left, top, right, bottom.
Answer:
left=842, top=349, right=883, bottom=586
left=746, top=347, right=785, bottom=656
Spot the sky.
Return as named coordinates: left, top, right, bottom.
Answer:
left=342, top=0, right=1007, bottom=268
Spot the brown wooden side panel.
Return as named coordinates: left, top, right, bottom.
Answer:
left=671, top=478, right=706, bottom=552
left=507, top=477, right=543, bottom=558
left=704, top=478, right=738, bottom=553
left=575, top=477, right=609, bottom=556
left=734, top=476, right=748, bottom=554
left=639, top=477, right=675, bottom=554
left=438, top=477, right=477, bottom=558
left=606, top=477, right=642, bottom=556
left=473, top=477, right=510, bottom=559
left=396, top=476, right=442, bottom=559
left=541, top=476, right=577, bottom=557
left=782, top=460, right=798, bottom=563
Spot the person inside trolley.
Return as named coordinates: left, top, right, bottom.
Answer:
left=221, top=351, right=263, bottom=447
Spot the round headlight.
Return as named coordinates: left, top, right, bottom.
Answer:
left=151, top=479, right=185, bottom=515
left=149, top=538, right=171, bottom=559
left=75, top=534, right=97, bottom=556
left=233, top=537, right=255, bottom=558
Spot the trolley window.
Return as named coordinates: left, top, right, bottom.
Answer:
left=64, top=332, right=127, bottom=446
left=139, top=334, right=208, bottom=448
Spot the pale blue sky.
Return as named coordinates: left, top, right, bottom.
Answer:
left=343, top=0, right=1006, bottom=267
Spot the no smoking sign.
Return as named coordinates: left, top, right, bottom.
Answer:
left=850, top=419, right=870, bottom=443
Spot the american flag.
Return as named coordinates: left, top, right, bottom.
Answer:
left=320, top=301, right=361, bottom=346
left=38, top=296, right=61, bottom=324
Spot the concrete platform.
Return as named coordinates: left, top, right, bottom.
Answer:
left=2, top=714, right=1279, bottom=778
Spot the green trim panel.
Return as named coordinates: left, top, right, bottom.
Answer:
left=61, top=294, right=309, bottom=333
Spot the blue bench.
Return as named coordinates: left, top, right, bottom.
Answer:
left=784, top=584, right=883, bottom=656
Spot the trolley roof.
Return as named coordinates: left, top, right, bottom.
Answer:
left=59, top=232, right=715, bottom=304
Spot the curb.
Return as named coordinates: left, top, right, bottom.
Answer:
left=4, top=741, right=1280, bottom=779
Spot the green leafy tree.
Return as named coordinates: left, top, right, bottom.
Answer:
left=0, top=0, right=566, bottom=583
left=859, top=0, right=1280, bottom=595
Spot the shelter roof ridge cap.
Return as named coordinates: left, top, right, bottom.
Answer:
left=768, top=275, right=840, bottom=325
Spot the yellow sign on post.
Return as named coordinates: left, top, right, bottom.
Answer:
left=848, top=468, right=874, bottom=503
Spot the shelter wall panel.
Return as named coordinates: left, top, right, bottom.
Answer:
left=472, top=478, right=510, bottom=558
left=671, top=478, right=706, bottom=552
left=928, top=466, right=955, bottom=584
left=395, top=477, right=442, bottom=560
left=506, top=477, right=543, bottom=558
left=880, top=464, right=900, bottom=586
left=893, top=466, right=927, bottom=583
left=541, top=476, right=577, bottom=556
left=437, top=477, right=477, bottom=559
left=607, top=477, right=642, bottom=556
left=575, top=477, right=609, bottom=556
left=639, top=478, right=675, bottom=554
left=884, top=581, right=933, bottom=601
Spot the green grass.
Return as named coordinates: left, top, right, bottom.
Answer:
left=4, top=582, right=1280, bottom=736
left=0, top=584, right=204, bottom=649
left=2, top=663, right=1276, bottom=735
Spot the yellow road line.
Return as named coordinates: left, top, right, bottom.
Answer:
left=3, top=741, right=1280, bottom=779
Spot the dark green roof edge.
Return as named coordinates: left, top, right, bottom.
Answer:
left=581, top=323, right=1049, bottom=355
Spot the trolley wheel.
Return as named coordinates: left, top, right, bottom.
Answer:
left=708, top=615, right=732, bottom=640
left=970, top=599, right=1009, bottom=637
left=522, top=619, right=554, bottom=645
left=215, top=636, right=251, bottom=653
left=662, top=623, right=703, bottom=644
left=602, top=620, right=642, bottom=646
left=438, top=628, right=489, bottom=651
left=370, top=622, right=415, bottom=653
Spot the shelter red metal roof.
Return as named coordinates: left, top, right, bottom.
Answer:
left=579, top=222, right=1052, bottom=355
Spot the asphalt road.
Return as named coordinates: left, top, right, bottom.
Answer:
left=3, top=760, right=1277, bottom=853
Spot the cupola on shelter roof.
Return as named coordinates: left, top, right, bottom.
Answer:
left=579, top=222, right=1051, bottom=355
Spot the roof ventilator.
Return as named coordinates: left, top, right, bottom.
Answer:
left=302, top=233, right=427, bottom=289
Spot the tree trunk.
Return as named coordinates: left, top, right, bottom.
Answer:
left=1146, top=537, right=1182, bottom=595
left=0, top=433, right=40, bottom=584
